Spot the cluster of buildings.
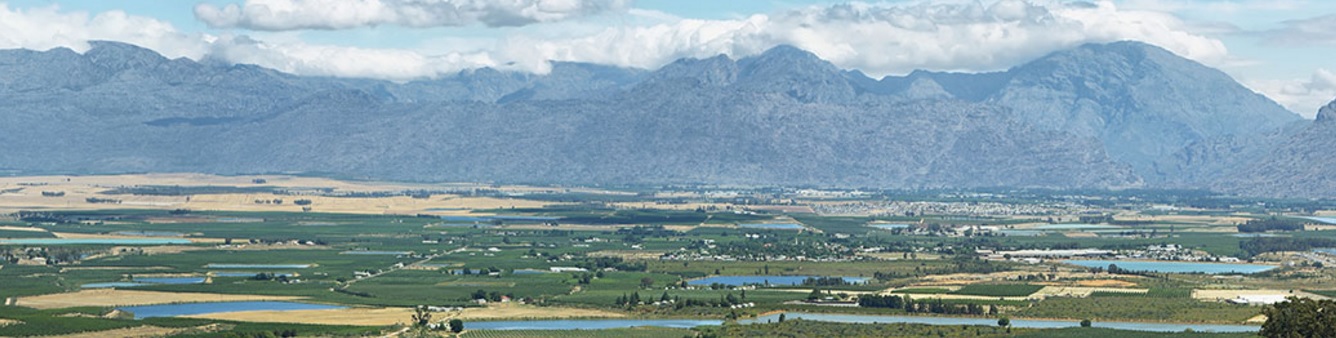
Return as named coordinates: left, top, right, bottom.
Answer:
left=978, top=244, right=1244, bottom=264
left=814, top=201, right=1094, bottom=216
left=978, top=249, right=1113, bottom=264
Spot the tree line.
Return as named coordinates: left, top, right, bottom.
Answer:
left=858, top=294, right=998, bottom=315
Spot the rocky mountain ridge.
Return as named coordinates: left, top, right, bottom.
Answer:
left=0, top=41, right=1319, bottom=196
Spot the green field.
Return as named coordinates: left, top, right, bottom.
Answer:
left=0, top=186, right=1325, bottom=337
left=1014, top=296, right=1261, bottom=323
left=698, top=320, right=1253, bottom=338
left=949, top=284, right=1044, bottom=297
left=461, top=327, right=693, bottom=338
left=0, top=306, right=380, bottom=337
left=0, top=229, right=54, bottom=239
left=892, top=287, right=952, bottom=294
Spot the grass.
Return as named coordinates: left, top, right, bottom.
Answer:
left=702, top=320, right=1029, bottom=337
left=0, top=265, right=66, bottom=299
left=461, top=327, right=693, bottom=338
left=1305, top=290, right=1336, bottom=298
left=0, top=207, right=1283, bottom=337
left=344, top=270, right=580, bottom=306
left=645, top=260, right=944, bottom=280
left=0, top=305, right=382, bottom=337
left=0, top=306, right=143, bottom=337
left=1014, top=296, right=1261, bottom=323
left=698, top=319, right=1252, bottom=338
left=1016, top=327, right=1254, bottom=338
left=475, top=207, right=772, bottom=225
left=162, top=321, right=383, bottom=337
left=949, top=284, right=1044, bottom=297
left=550, top=289, right=806, bottom=308
left=1090, top=288, right=1191, bottom=298
left=0, top=229, right=54, bottom=238
left=789, top=215, right=877, bottom=235
left=893, top=288, right=951, bottom=294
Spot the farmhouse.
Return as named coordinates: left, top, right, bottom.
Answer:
left=1227, top=295, right=1288, bottom=305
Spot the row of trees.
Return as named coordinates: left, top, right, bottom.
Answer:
left=857, top=294, right=999, bottom=315
left=616, top=291, right=747, bottom=308
left=802, top=276, right=854, bottom=287
left=470, top=289, right=512, bottom=302
left=1241, top=237, right=1336, bottom=257
left=1237, top=217, right=1305, bottom=233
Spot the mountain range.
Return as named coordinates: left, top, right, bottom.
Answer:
left=0, top=40, right=1330, bottom=197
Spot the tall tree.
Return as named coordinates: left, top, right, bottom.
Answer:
left=448, top=319, right=464, bottom=333
left=410, top=305, right=431, bottom=329
left=1261, top=297, right=1336, bottom=338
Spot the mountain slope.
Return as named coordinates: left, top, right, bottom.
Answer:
left=0, top=41, right=1139, bottom=188
left=943, top=42, right=1299, bottom=183
left=0, top=40, right=1316, bottom=194
left=1215, top=99, right=1336, bottom=198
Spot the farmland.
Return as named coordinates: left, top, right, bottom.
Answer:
left=2, top=174, right=1336, bottom=336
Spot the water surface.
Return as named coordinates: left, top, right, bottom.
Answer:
left=206, top=264, right=312, bottom=269
left=469, top=319, right=722, bottom=330
left=1302, top=216, right=1336, bottom=224
left=134, top=277, right=206, bottom=284
left=1062, top=260, right=1275, bottom=274
left=119, top=301, right=343, bottom=319
left=213, top=272, right=294, bottom=277
left=81, top=282, right=149, bottom=288
left=689, top=275, right=868, bottom=286
left=869, top=224, right=910, bottom=230
left=737, top=223, right=805, bottom=230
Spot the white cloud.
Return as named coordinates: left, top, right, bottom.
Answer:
left=208, top=35, right=500, bottom=80
left=1263, top=14, right=1336, bottom=46
left=194, top=0, right=630, bottom=30
left=0, top=3, right=208, bottom=59
left=9, top=0, right=1327, bottom=119
left=1119, top=0, right=1308, bottom=14
left=485, top=0, right=1228, bottom=77
left=1247, top=69, right=1336, bottom=118
left=0, top=0, right=1235, bottom=82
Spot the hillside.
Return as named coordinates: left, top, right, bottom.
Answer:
left=0, top=41, right=1311, bottom=194
left=1216, top=99, right=1336, bottom=198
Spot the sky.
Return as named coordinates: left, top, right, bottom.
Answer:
left=2, top=0, right=1334, bottom=117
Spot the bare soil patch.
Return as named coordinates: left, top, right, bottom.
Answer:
left=588, top=250, right=668, bottom=260
left=1032, top=286, right=1148, bottom=298
left=44, top=324, right=217, bottom=338
left=1075, top=279, right=1138, bottom=287
left=16, top=290, right=303, bottom=309
left=0, top=226, right=48, bottom=232
left=185, top=304, right=623, bottom=326
left=1191, top=289, right=1319, bottom=301
left=0, top=173, right=562, bottom=215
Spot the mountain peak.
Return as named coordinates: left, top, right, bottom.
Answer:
left=1319, top=98, right=1336, bottom=123
left=735, top=46, right=853, bottom=102
left=758, top=44, right=814, bottom=58
left=1079, top=40, right=1163, bottom=56
left=84, top=40, right=167, bottom=70
left=650, top=54, right=739, bottom=86
left=746, top=45, right=833, bottom=69
left=738, top=45, right=842, bottom=79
